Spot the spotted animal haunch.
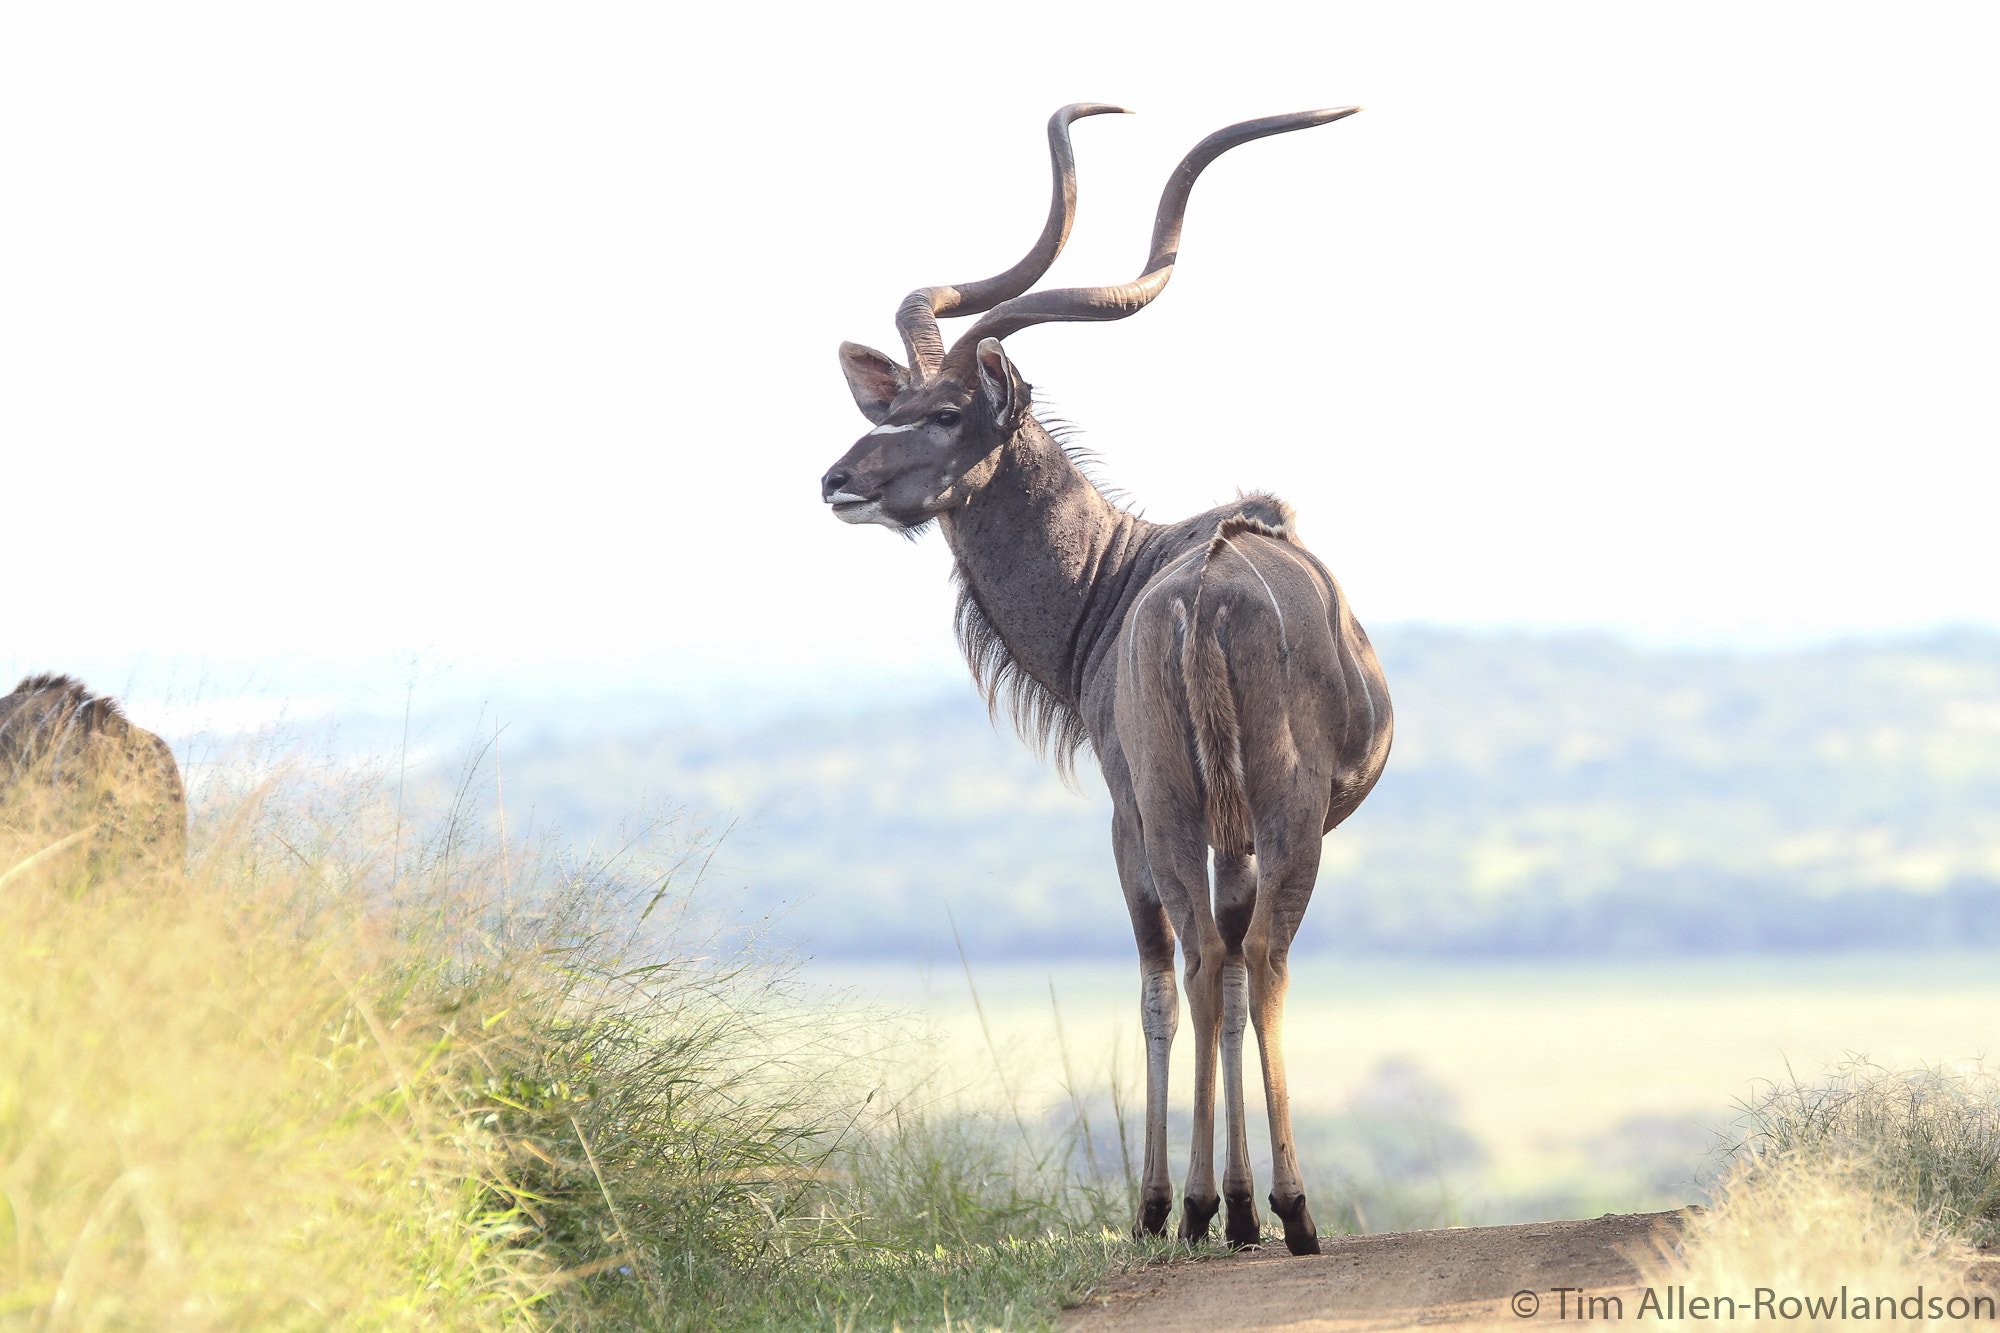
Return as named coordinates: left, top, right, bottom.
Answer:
left=0, top=674, right=187, bottom=875
left=819, top=105, right=1393, bottom=1254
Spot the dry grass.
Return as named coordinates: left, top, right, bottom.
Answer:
left=1641, top=1062, right=2000, bottom=1328
left=1728, top=1061, right=2000, bottom=1244
left=0, top=741, right=1140, bottom=1332
left=56, top=725, right=2000, bottom=1330
left=0, top=760, right=557, bottom=1330
left=1645, top=1157, right=1976, bottom=1327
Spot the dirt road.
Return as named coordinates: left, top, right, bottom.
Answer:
left=1064, top=1211, right=1690, bottom=1332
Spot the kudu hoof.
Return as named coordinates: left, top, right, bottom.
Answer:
left=1224, top=1197, right=1263, bottom=1249
left=1178, top=1194, right=1220, bottom=1243
left=1134, top=1196, right=1173, bottom=1238
left=1269, top=1192, right=1320, bottom=1255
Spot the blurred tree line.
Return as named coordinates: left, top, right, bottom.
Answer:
left=497, top=629, right=2000, bottom=958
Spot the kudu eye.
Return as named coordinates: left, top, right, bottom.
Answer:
left=935, top=408, right=962, bottom=427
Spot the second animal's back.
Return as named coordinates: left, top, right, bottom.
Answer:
left=0, top=674, right=187, bottom=871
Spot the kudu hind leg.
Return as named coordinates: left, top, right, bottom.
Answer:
left=1174, top=924, right=1225, bottom=1243
left=1138, top=822, right=1226, bottom=1244
left=1137, top=961, right=1178, bottom=1236
left=1214, top=851, right=1262, bottom=1247
left=1248, top=829, right=1327, bottom=1255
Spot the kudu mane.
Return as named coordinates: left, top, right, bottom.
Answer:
left=950, top=413, right=1302, bottom=784
left=951, top=408, right=1123, bottom=780
left=952, top=543, right=1093, bottom=778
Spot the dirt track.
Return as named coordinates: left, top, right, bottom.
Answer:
left=1064, top=1211, right=1691, bottom=1332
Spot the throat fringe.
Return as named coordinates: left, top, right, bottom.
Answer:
left=951, top=569, right=1092, bottom=783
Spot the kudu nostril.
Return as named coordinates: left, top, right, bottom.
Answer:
left=822, top=469, right=852, bottom=496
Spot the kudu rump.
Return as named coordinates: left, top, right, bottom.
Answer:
left=820, top=105, right=1393, bottom=1254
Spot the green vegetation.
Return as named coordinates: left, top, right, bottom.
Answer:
left=1652, top=1061, right=2000, bottom=1312
left=0, top=752, right=1185, bottom=1332
left=1729, top=1060, right=2000, bottom=1246
left=487, top=629, right=2000, bottom=957
left=1, top=761, right=545, bottom=1328
left=15, top=631, right=2000, bottom=1326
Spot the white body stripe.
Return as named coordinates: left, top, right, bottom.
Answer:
left=1269, top=545, right=1329, bottom=619
left=1125, top=548, right=1206, bottom=679
left=1218, top=538, right=1290, bottom=676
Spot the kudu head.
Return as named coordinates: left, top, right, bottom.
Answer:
left=820, top=104, right=1359, bottom=532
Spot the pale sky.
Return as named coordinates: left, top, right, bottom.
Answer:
left=4, top=2, right=1996, bottom=706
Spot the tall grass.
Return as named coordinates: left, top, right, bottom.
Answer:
left=1731, top=1061, right=2000, bottom=1244
left=1645, top=1061, right=2000, bottom=1326
left=1, top=740, right=1144, bottom=1332
left=0, top=757, right=547, bottom=1329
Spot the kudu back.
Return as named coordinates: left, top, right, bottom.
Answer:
left=820, top=106, right=1392, bottom=1254
left=0, top=674, right=188, bottom=879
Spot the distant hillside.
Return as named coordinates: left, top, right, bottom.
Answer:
left=495, top=629, right=2000, bottom=958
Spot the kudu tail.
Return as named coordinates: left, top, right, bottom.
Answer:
left=1180, top=536, right=1254, bottom=857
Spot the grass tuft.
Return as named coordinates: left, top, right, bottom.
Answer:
left=1730, top=1060, right=2000, bottom=1245
left=1, top=742, right=1147, bottom=1332
left=1, top=771, right=550, bottom=1329
left=1644, top=1060, right=2000, bottom=1325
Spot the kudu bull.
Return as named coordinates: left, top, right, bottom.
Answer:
left=819, top=105, right=1392, bottom=1254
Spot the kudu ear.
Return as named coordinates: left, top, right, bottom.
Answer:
left=838, top=342, right=909, bottom=424
left=974, top=338, right=1029, bottom=430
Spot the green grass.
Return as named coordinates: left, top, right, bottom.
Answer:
left=1727, top=1059, right=2000, bottom=1245
left=1, top=743, right=1177, bottom=1332
left=1, top=757, right=548, bottom=1329
left=31, top=722, right=1872, bottom=1330
left=1638, top=1060, right=2000, bottom=1314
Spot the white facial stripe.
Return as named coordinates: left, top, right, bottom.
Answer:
left=867, top=422, right=918, bottom=436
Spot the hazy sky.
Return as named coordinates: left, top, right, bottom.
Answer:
left=5, top=2, right=1996, bottom=704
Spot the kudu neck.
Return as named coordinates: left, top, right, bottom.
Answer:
left=940, top=416, right=1150, bottom=708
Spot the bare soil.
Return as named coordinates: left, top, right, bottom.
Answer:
left=1063, top=1211, right=1691, bottom=1332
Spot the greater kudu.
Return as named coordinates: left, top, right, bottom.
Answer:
left=819, top=106, right=1392, bottom=1254
left=0, top=673, right=188, bottom=876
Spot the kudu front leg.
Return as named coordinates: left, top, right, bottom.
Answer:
left=1136, top=963, right=1178, bottom=1236
left=1111, top=799, right=1179, bottom=1238
left=1131, top=792, right=1234, bottom=1243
